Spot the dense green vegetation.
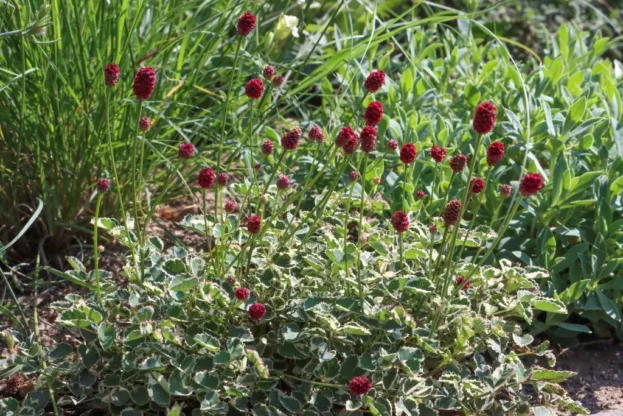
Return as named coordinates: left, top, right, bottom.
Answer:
left=0, top=0, right=622, bottom=415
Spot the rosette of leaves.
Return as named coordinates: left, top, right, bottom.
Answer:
left=1, top=202, right=587, bottom=415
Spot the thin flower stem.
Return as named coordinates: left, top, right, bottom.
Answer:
left=399, top=232, right=405, bottom=274
left=466, top=195, right=524, bottom=280
left=276, top=372, right=344, bottom=389
left=428, top=229, right=435, bottom=273
left=441, top=172, right=456, bottom=210
left=279, top=143, right=323, bottom=239
left=356, top=155, right=369, bottom=301
left=33, top=259, right=61, bottom=416
left=131, top=100, right=144, bottom=245
left=261, top=150, right=287, bottom=196
left=104, top=89, right=138, bottom=271
left=93, top=193, right=103, bottom=306
left=276, top=145, right=339, bottom=248
left=215, top=37, right=243, bottom=176
left=202, top=189, right=219, bottom=276
left=432, top=225, right=450, bottom=280
left=431, top=133, right=484, bottom=335
left=455, top=166, right=493, bottom=263
left=343, top=181, right=356, bottom=276
left=300, top=155, right=351, bottom=244
left=439, top=133, right=483, bottom=292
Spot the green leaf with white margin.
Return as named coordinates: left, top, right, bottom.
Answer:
left=91, top=217, right=118, bottom=230
left=531, top=297, right=568, bottom=314
left=531, top=368, right=576, bottom=383
left=278, top=393, right=303, bottom=413
left=147, top=373, right=170, bottom=406
left=532, top=406, right=554, bottom=416
left=342, top=324, right=371, bottom=336
left=403, top=247, right=427, bottom=259
left=512, top=333, right=534, bottom=347
left=194, top=333, right=220, bottom=353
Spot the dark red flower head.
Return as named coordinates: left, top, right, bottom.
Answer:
left=178, top=142, right=196, bottom=159
left=139, top=116, right=151, bottom=132
left=262, top=139, right=274, bottom=156
left=429, top=224, right=437, bottom=233
left=336, top=126, right=357, bottom=148
left=225, top=201, right=237, bottom=213
left=272, top=75, right=285, bottom=87
left=245, top=78, right=264, bottom=100
left=400, top=143, right=417, bottom=164
left=416, top=190, right=425, bottom=199
left=308, top=125, right=325, bottom=142
left=254, top=163, right=261, bottom=171
left=263, top=65, right=275, bottom=80
left=387, top=139, right=398, bottom=150
left=348, top=171, right=360, bottom=182
left=133, top=67, right=156, bottom=100
left=349, top=376, right=372, bottom=395
left=470, top=177, right=485, bottom=194
left=456, top=276, right=471, bottom=290
left=235, top=287, right=250, bottom=300
left=391, top=211, right=409, bottom=233
left=248, top=303, right=266, bottom=320
left=104, top=63, right=120, bottom=87
left=218, top=172, right=229, bottom=187
left=430, top=145, right=447, bottom=163
left=360, top=125, right=377, bottom=153
left=237, top=12, right=256, bottom=36
left=364, top=70, right=385, bottom=93
left=450, top=154, right=468, bottom=173
left=500, top=184, right=512, bottom=197
left=96, top=178, right=110, bottom=192
left=276, top=175, right=290, bottom=189
left=343, top=134, right=359, bottom=154
left=363, top=101, right=383, bottom=126
left=487, top=141, right=505, bottom=166
left=281, top=127, right=302, bottom=150
left=473, top=101, right=497, bottom=134
left=247, top=216, right=261, bottom=234
left=198, top=168, right=215, bottom=189
left=443, top=199, right=461, bottom=226
left=519, top=173, right=543, bottom=196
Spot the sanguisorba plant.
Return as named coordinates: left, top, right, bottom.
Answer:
left=2, top=8, right=590, bottom=414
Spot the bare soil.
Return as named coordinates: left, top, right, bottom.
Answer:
left=556, top=340, right=623, bottom=415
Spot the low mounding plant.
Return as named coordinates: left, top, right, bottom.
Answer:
left=1, top=25, right=587, bottom=410
left=1, top=199, right=586, bottom=415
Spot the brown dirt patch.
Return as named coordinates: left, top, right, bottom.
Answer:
left=556, top=340, right=623, bottom=415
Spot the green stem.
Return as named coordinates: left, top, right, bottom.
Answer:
left=466, top=195, right=524, bottom=280
left=355, top=155, right=368, bottom=300
left=431, top=133, right=484, bottom=335
left=439, top=133, right=483, bottom=291
left=93, top=194, right=103, bottom=306
left=300, top=155, right=351, bottom=244
left=215, top=37, right=243, bottom=174
left=399, top=232, right=405, bottom=274
left=104, top=89, right=137, bottom=270
left=343, top=181, right=356, bottom=276
left=131, top=100, right=144, bottom=244
left=202, top=189, right=219, bottom=276
left=33, top=259, right=61, bottom=416
left=277, top=372, right=343, bottom=389
left=261, top=150, right=287, bottom=196
left=455, top=167, right=493, bottom=263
